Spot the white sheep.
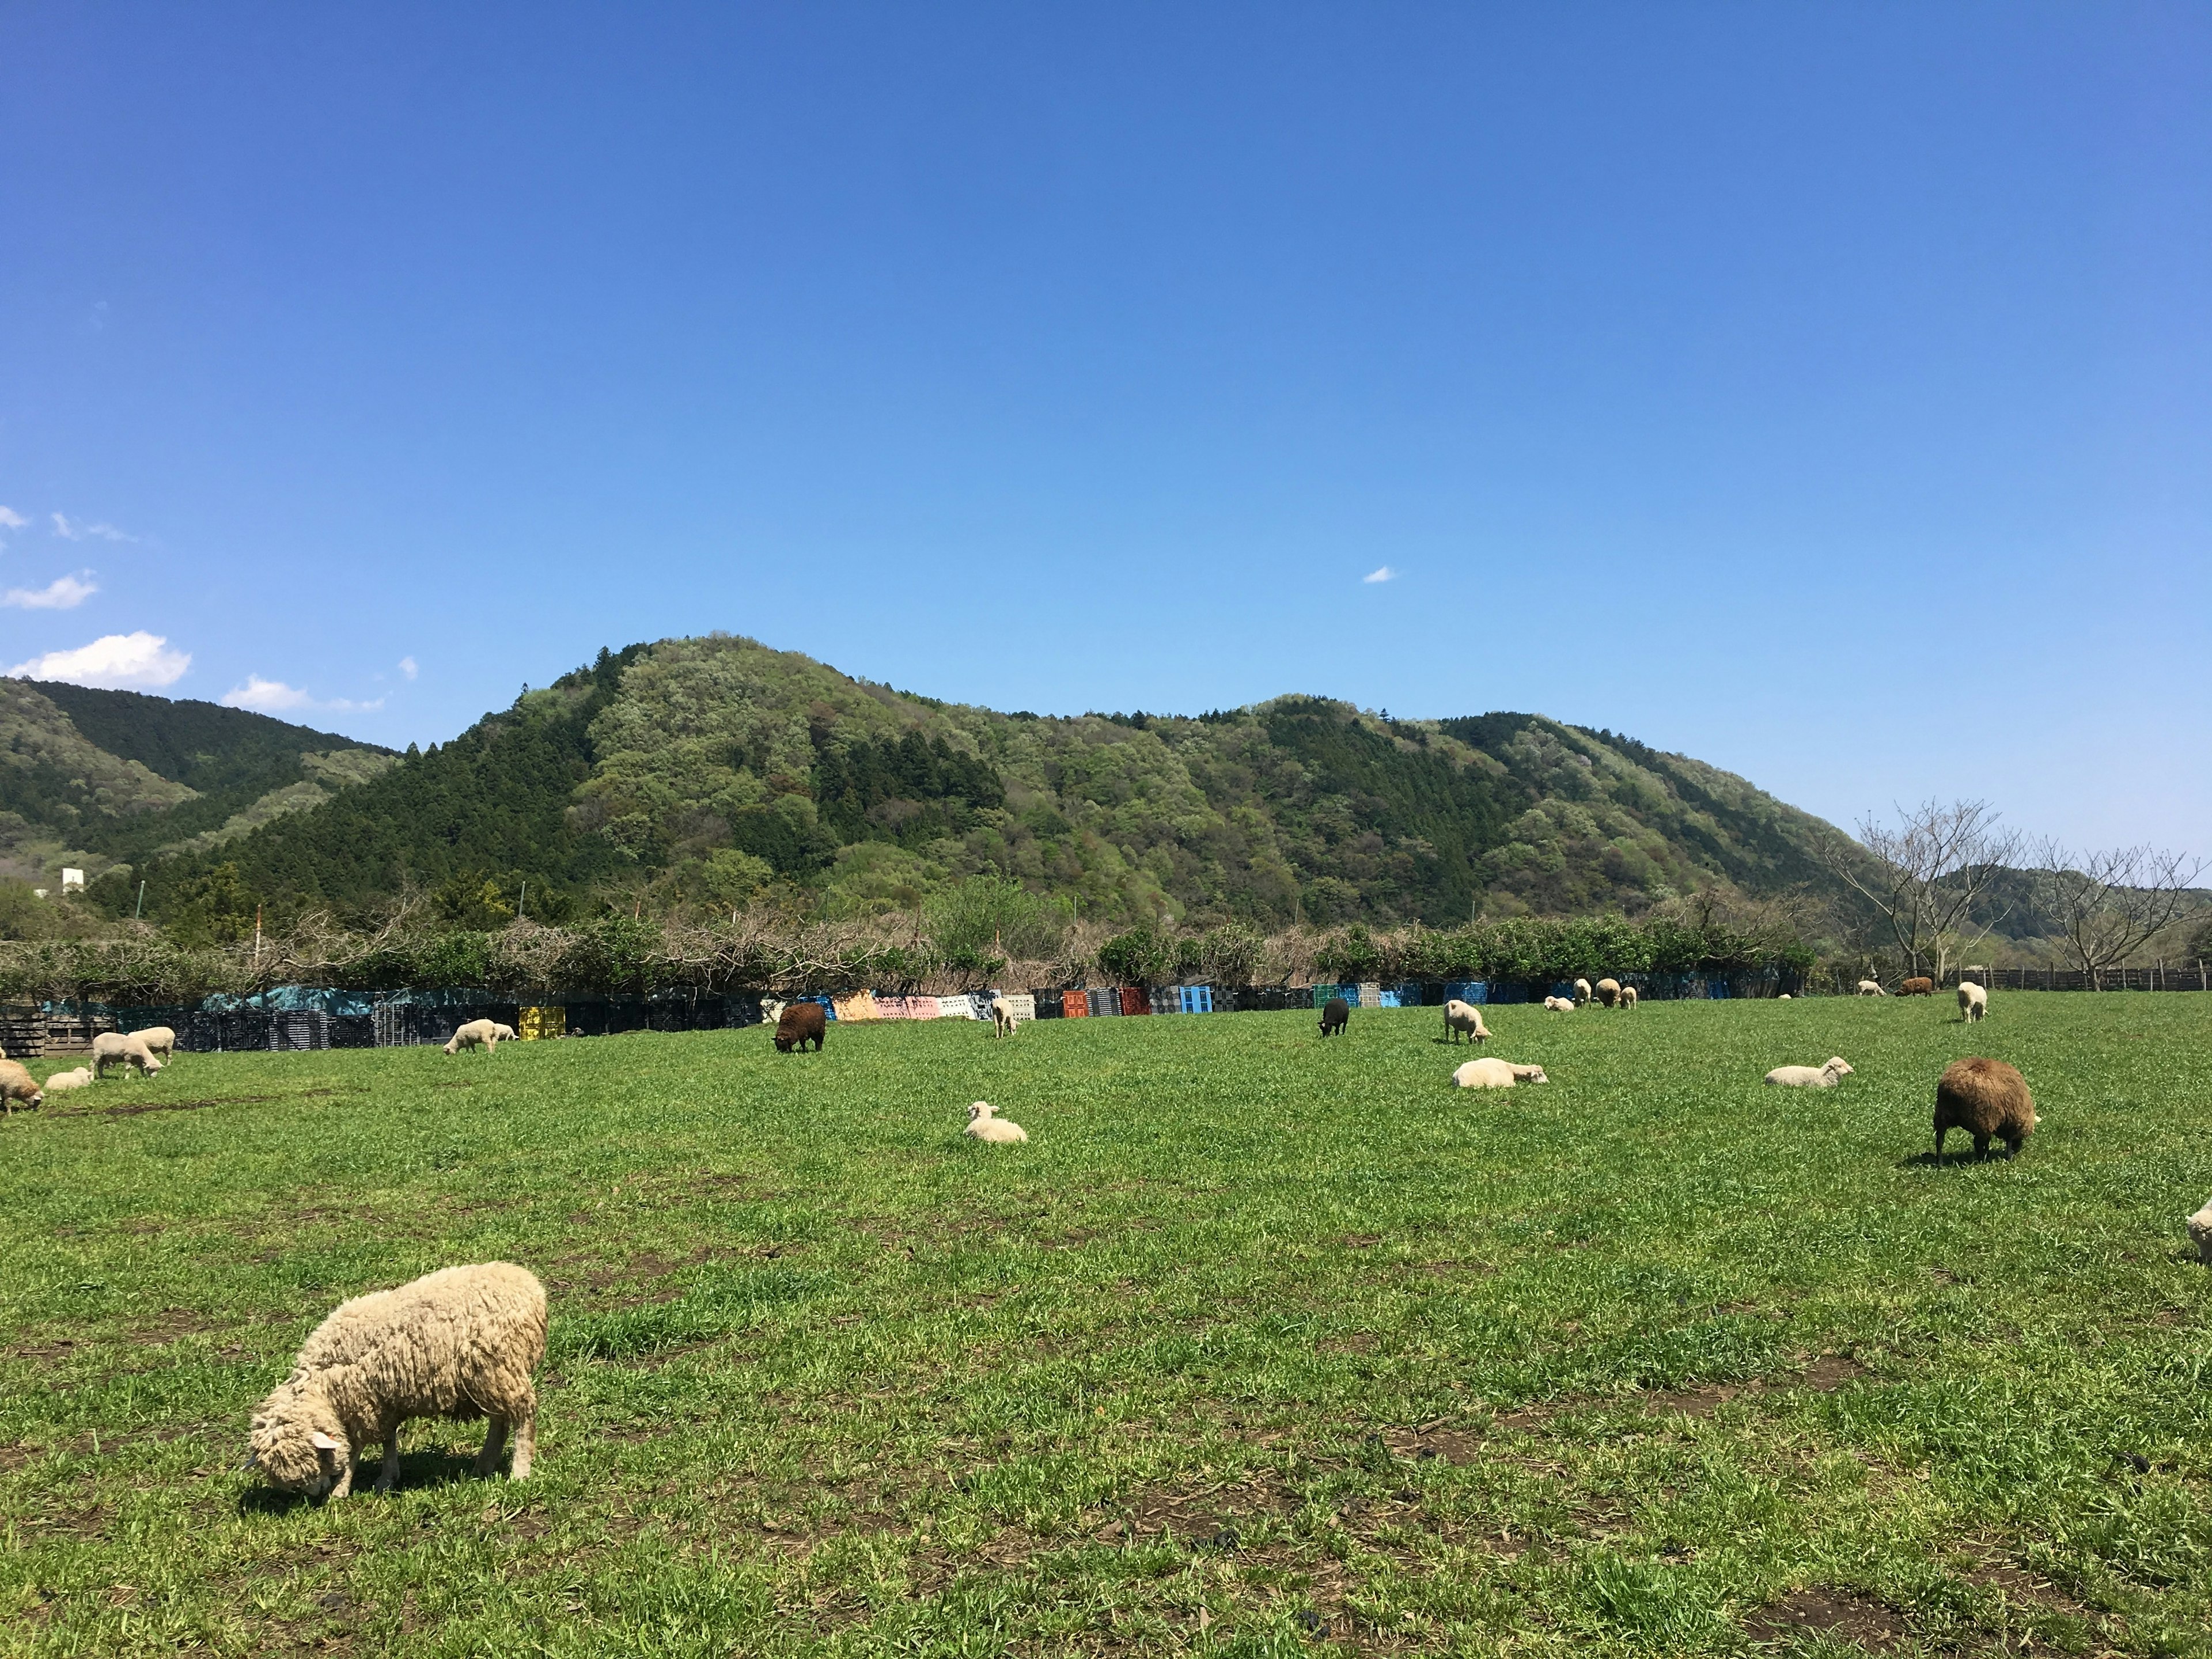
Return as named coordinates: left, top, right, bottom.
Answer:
left=1453, top=1058, right=1549, bottom=1088
left=1857, top=980, right=1887, bottom=997
left=2187, top=1200, right=2212, bottom=1266
left=990, top=998, right=1018, bottom=1039
left=1764, top=1056, right=1854, bottom=1088
left=91, top=1031, right=162, bottom=1080
left=1441, top=999, right=1490, bottom=1044
left=1573, top=978, right=1593, bottom=1004
left=41, top=1066, right=94, bottom=1095
left=1543, top=995, right=1578, bottom=1012
left=443, top=1018, right=515, bottom=1055
left=964, top=1100, right=1028, bottom=1143
left=249, top=1262, right=546, bottom=1501
left=1620, top=985, right=1638, bottom=1009
left=130, top=1025, right=177, bottom=1062
left=1958, top=982, right=1987, bottom=1023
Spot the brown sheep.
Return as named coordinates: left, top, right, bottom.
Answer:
left=1319, top=997, right=1349, bottom=1037
left=1595, top=977, right=1622, bottom=1008
left=0, top=1058, right=43, bottom=1115
left=1934, top=1057, right=2037, bottom=1161
left=774, top=1001, right=826, bottom=1053
left=1900, top=977, right=1935, bottom=997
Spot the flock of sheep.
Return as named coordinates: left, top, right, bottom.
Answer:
left=0, top=1026, right=171, bottom=1113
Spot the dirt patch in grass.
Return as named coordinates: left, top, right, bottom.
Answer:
left=1957, top=1540, right=2086, bottom=1613
left=1800, top=1354, right=1872, bottom=1391
left=1105, top=1476, right=1297, bottom=1547
left=1380, top=1422, right=1484, bottom=1465
left=1745, top=1587, right=1910, bottom=1652
left=1641, top=1382, right=1747, bottom=1418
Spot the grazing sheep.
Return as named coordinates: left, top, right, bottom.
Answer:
left=1900, top=977, right=1935, bottom=997
left=442, top=1019, right=514, bottom=1056
left=1594, top=978, right=1622, bottom=1008
left=774, top=1001, right=827, bottom=1053
left=1857, top=980, right=1887, bottom=997
left=2187, top=1200, right=2212, bottom=1266
left=990, top=998, right=1018, bottom=1039
left=91, top=1031, right=161, bottom=1080
left=131, top=1025, right=177, bottom=1062
left=1543, top=995, right=1578, bottom=1012
left=1441, top=999, right=1490, bottom=1045
left=1452, top=1058, right=1549, bottom=1088
left=1573, top=978, right=1593, bottom=1004
left=0, top=1059, right=44, bottom=1114
left=1958, top=982, right=1987, bottom=1023
left=1620, top=985, right=1638, bottom=1009
left=1319, top=997, right=1349, bottom=1037
left=1934, top=1056, right=2037, bottom=1161
left=1764, top=1056, right=1854, bottom=1088
left=964, top=1100, right=1028, bottom=1143
left=41, top=1066, right=93, bottom=1096
left=249, top=1262, right=547, bottom=1501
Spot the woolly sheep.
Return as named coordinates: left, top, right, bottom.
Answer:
left=1764, top=1056, right=1854, bottom=1089
left=2187, top=1200, right=2212, bottom=1266
left=1452, top=1058, right=1549, bottom=1088
left=1573, top=978, right=1593, bottom=1003
left=91, top=1031, right=161, bottom=1080
left=1319, top=997, right=1349, bottom=1037
left=1543, top=995, right=1578, bottom=1012
left=1594, top=977, right=1622, bottom=1008
left=131, top=1025, right=176, bottom=1062
left=1900, top=977, right=1935, bottom=997
left=774, top=1001, right=826, bottom=1053
left=1777, top=993, right=1791, bottom=1000
left=1934, top=1056, right=2037, bottom=1161
left=1441, top=999, right=1490, bottom=1044
left=964, top=1100, right=1028, bottom=1144
left=442, top=1018, right=514, bottom=1056
left=41, top=1066, right=93, bottom=1095
left=0, top=1059, right=43, bottom=1114
left=1857, top=980, right=1887, bottom=997
left=1620, top=985, right=1638, bottom=1009
left=990, top=997, right=1018, bottom=1039
left=1957, top=982, right=1987, bottom=1022
left=249, top=1262, right=546, bottom=1501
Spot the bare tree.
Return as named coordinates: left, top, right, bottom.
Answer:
left=1818, top=800, right=2024, bottom=982
left=2029, top=840, right=2206, bottom=988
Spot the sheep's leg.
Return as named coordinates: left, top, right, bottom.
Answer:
left=327, top=1455, right=355, bottom=1501
left=1972, top=1132, right=1991, bottom=1160
left=1933, top=1126, right=1947, bottom=1159
left=509, top=1405, right=535, bottom=1480
left=373, top=1417, right=403, bottom=1494
left=475, top=1415, right=510, bottom=1476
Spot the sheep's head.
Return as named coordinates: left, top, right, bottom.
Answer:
left=1824, top=1058, right=1854, bottom=1077
left=249, top=1385, right=348, bottom=1498
left=1515, top=1065, right=1550, bottom=1084
left=968, top=1101, right=995, bottom=1122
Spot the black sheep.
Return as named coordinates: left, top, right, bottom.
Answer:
left=1319, top=997, right=1350, bottom=1037
left=774, top=1001, right=826, bottom=1053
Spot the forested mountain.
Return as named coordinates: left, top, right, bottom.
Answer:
left=0, top=679, right=394, bottom=888
left=126, top=633, right=1873, bottom=932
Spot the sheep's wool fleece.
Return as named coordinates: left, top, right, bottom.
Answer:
left=264, top=1263, right=546, bottom=1442
left=1453, top=1058, right=1518, bottom=1089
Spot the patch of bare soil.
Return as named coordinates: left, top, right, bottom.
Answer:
left=1105, top=1476, right=1298, bottom=1548
left=1958, top=1540, right=2086, bottom=1613
left=1642, top=1382, right=1747, bottom=1418
left=1745, top=1588, right=1910, bottom=1652
left=1379, top=1422, right=1484, bottom=1466
left=1801, top=1354, right=1873, bottom=1391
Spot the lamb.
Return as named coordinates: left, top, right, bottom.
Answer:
left=1957, top=982, right=1987, bottom=1023
left=91, top=1031, right=162, bottom=1079
left=774, top=1001, right=826, bottom=1052
left=990, top=997, right=1018, bottom=1039
left=41, top=1066, right=93, bottom=1096
left=0, top=1059, right=43, bottom=1114
left=1764, top=1056, right=1853, bottom=1088
left=442, top=1018, right=514, bottom=1055
left=1900, top=977, right=1934, bottom=997
left=1319, top=997, right=1349, bottom=1037
left=1452, top=1058, right=1549, bottom=1088
left=1620, top=985, right=1638, bottom=1009
left=2187, top=1199, right=2212, bottom=1266
left=249, top=1262, right=546, bottom=1501
left=1543, top=995, right=1578, bottom=1012
left=1573, top=978, right=1593, bottom=1003
left=1857, top=980, right=1887, bottom=997
left=131, top=1025, right=176, bottom=1062
left=1594, top=977, right=1622, bottom=1008
left=1441, top=999, right=1490, bottom=1044
left=964, top=1100, right=1028, bottom=1143
left=1934, top=1056, right=2037, bottom=1161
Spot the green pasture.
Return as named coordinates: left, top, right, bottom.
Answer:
left=2, top=994, right=2210, bottom=1657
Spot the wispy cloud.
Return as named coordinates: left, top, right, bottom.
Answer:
left=2, top=572, right=99, bottom=610
left=0, top=507, right=26, bottom=532
left=398, top=656, right=419, bottom=681
left=221, top=675, right=384, bottom=715
left=51, top=513, right=135, bottom=543
left=1362, top=565, right=1397, bottom=584
left=9, top=631, right=188, bottom=688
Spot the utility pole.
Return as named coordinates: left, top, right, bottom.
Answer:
left=254, top=904, right=263, bottom=970
left=518, top=882, right=527, bottom=922
left=134, top=880, right=146, bottom=921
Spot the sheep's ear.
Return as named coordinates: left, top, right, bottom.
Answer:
left=312, top=1431, right=340, bottom=1452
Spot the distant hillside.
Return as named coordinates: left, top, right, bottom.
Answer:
left=139, top=634, right=1877, bottom=930
left=0, top=679, right=395, bottom=886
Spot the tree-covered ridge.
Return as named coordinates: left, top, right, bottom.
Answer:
left=132, top=632, right=1871, bottom=933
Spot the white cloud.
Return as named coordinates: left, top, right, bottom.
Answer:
left=1362, top=565, right=1397, bottom=584
left=0, top=507, right=26, bottom=531
left=221, top=675, right=385, bottom=715
left=51, top=513, right=135, bottom=543
left=2, top=572, right=99, bottom=611
left=398, top=656, right=418, bottom=681
left=9, top=630, right=189, bottom=688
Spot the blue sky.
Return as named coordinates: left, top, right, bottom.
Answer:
left=2, top=3, right=2206, bottom=851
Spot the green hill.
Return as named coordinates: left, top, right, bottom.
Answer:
left=134, top=634, right=1871, bottom=930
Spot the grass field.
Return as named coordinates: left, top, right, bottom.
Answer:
left=3, top=994, right=2211, bottom=1657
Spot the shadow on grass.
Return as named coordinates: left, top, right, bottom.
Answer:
left=1895, top=1150, right=2023, bottom=1169
left=233, top=1449, right=491, bottom=1515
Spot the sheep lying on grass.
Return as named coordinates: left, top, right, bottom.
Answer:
left=250, top=1262, right=547, bottom=1501
left=92, top=1032, right=161, bottom=1080
left=1543, top=995, right=1577, bottom=1012
left=1958, top=982, right=1987, bottom=1022
left=1764, top=1056, right=1853, bottom=1088
left=2187, top=1200, right=2212, bottom=1266
left=0, top=1059, right=43, bottom=1114
left=964, top=1101, right=1028, bottom=1143
left=1453, top=1058, right=1548, bottom=1088
left=1934, top=1057, right=2037, bottom=1161
left=443, top=1019, right=515, bottom=1055
left=131, top=1025, right=176, bottom=1062
left=1442, top=999, right=1490, bottom=1044
left=41, top=1067, right=93, bottom=1096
